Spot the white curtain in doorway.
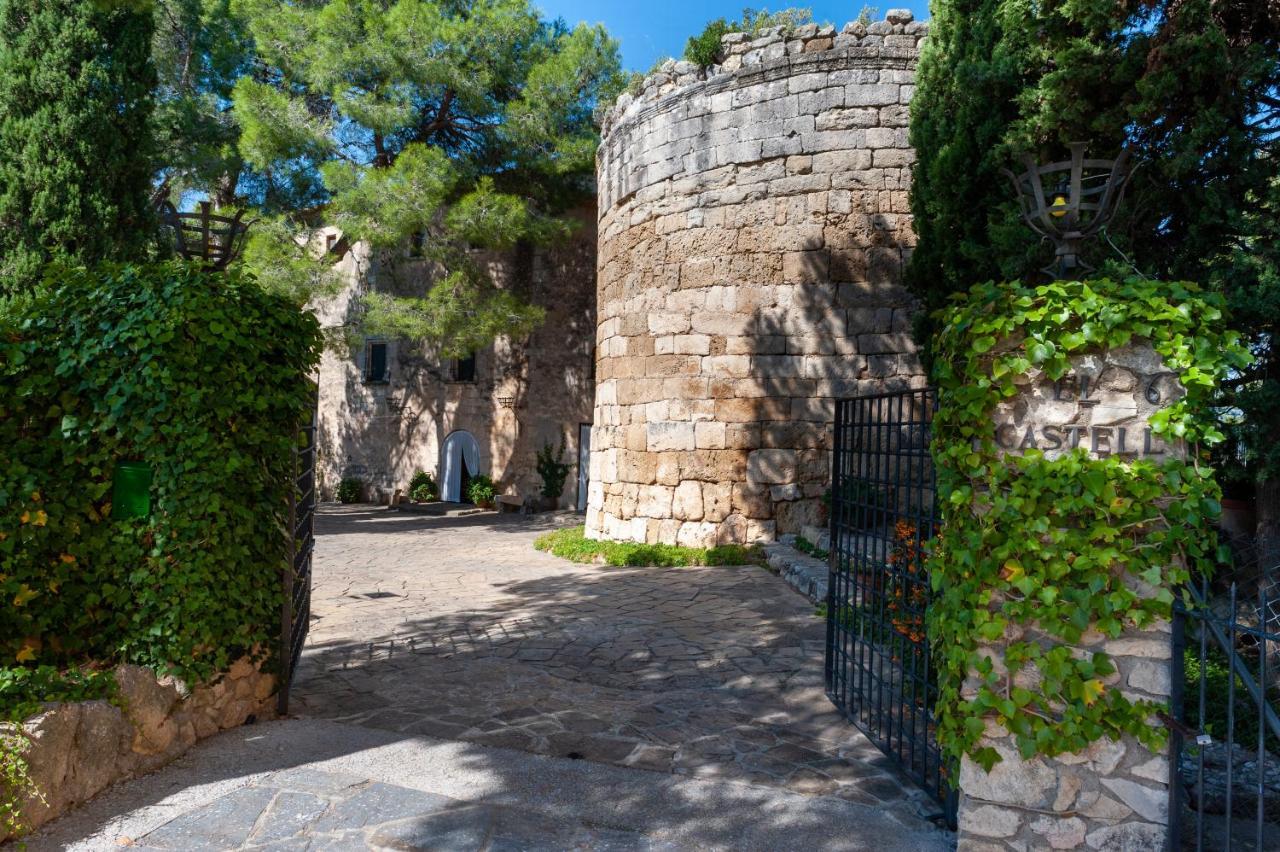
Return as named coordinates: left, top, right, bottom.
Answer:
left=441, top=430, right=481, bottom=502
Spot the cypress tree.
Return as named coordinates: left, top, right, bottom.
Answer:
left=0, top=0, right=156, bottom=294
left=909, top=0, right=1280, bottom=559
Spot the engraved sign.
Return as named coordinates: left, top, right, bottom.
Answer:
left=992, top=346, right=1184, bottom=461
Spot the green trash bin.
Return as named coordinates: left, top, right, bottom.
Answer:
left=111, top=462, right=153, bottom=520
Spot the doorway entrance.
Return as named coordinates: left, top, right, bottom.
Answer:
left=576, top=423, right=591, bottom=512
left=441, top=430, right=481, bottom=503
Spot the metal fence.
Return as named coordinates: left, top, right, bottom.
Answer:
left=1169, top=551, right=1280, bottom=851
left=278, top=383, right=318, bottom=715
left=824, top=387, right=957, bottom=826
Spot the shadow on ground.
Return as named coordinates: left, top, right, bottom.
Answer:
left=15, top=508, right=951, bottom=851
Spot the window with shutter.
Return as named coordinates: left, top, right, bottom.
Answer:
left=452, top=352, right=476, bottom=382
left=364, top=340, right=388, bottom=383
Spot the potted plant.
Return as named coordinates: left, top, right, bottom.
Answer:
left=408, top=470, right=437, bottom=503
left=535, top=439, right=571, bottom=512
left=467, top=475, right=496, bottom=509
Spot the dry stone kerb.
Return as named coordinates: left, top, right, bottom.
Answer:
left=587, top=14, right=929, bottom=547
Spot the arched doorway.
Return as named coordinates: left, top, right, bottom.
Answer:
left=441, top=430, right=481, bottom=503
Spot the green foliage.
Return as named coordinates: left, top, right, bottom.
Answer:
left=535, top=439, right=572, bottom=502
left=821, top=477, right=887, bottom=528
left=0, top=261, right=322, bottom=683
left=0, top=0, right=156, bottom=294
left=908, top=0, right=1280, bottom=488
left=792, top=535, right=829, bottom=561
left=152, top=0, right=256, bottom=207
left=928, top=277, right=1252, bottom=772
left=684, top=21, right=730, bottom=67
left=337, top=478, right=363, bottom=504
left=534, top=525, right=763, bottom=568
left=0, top=666, right=117, bottom=724
left=409, top=471, right=436, bottom=494
left=466, top=475, right=496, bottom=506
left=683, top=7, right=814, bottom=67
left=0, top=727, right=31, bottom=838
left=1183, top=647, right=1280, bottom=756
left=408, top=469, right=436, bottom=503
left=230, top=0, right=627, bottom=353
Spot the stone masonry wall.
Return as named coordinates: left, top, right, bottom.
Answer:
left=957, top=345, right=1183, bottom=851
left=4, top=658, right=276, bottom=841
left=314, top=207, right=597, bottom=507
left=587, top=12, right=928, bottom=547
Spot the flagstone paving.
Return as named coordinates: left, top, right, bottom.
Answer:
left=290, top=505, right=942, bottom=825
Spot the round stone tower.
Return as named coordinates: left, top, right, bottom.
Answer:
left=586, top=12, right=929, bottom=547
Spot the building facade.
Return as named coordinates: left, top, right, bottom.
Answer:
left=313, top=207, right=598, bottom=508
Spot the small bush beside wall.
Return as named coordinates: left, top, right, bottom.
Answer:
left=337, top=477, right=363, bottom=503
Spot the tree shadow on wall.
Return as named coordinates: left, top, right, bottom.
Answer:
left=740, top=221, right=919, bottom=536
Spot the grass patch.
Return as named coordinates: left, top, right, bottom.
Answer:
left=793, top=534, right=829, bottom=561
left=534, top=525, right=763, bottom=567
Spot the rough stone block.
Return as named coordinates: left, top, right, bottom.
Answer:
left=845, top=84, right=900, bottom=106
left=672, top=480, right=705, bottom=521
left=747, top=449, right=798, bottom=484
left=695, top=421, right=727, bottom=449
left=646, top=422, right=695, bottom=452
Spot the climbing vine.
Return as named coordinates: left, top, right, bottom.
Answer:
left=927, top=277, right=1251, bottom=772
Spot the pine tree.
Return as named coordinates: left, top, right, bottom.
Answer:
left=0, top=0, right=156, bottom=293
left=909, top=0, right=1280, bottom=559
left=229, top=0, right=626, bottom=356
left=152, top=0, right=256, bottom=207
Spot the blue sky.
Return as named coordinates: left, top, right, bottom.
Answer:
left=534, top=2, right=932, bottom=72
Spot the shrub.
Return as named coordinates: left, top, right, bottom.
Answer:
left=467, top=475, right=496, bottom=506
left=684, top=8, right=815, bottom=68
left=410, top=483, right=435, bottom=503
left=535, top=439, right=572, bottom=502
left=684, top=19, right=730, bottom=67
left=0, top=260, right=322, bottom=684
left=408, top=470, right=436, bottom=494
left=821, top=477, right=889, bottom=528
left=337, top=478, right=363, bottom=503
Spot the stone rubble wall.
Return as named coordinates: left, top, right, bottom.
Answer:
left=587, top=11, right=928, bottom=547
left=4, top=658, right=276, bottom=840
left=958, top=625, right=1173, bottom=851
left=956, top=343, right=1182, bottom=851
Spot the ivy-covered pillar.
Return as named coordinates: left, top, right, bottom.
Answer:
left=929, top=279, right=1248, bottom=851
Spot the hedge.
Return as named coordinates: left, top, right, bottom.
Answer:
left=0, top=261, right=322, bottom=687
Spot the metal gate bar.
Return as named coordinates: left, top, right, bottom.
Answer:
left=278, top=382, right=318, bottom=715
left=825, top=387, right=956, bottom=825
left=1169, top=570, right=1280, bottom=850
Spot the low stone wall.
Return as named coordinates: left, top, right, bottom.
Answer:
left=4, top=658, right=276, bottom=839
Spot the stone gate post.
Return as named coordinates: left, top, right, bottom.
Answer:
left=955, top=344, right=1183, bottom=851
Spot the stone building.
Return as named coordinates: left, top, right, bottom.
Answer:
left=313, top=205, right=598, bottom=508
left=585, top=14, right=928, bottom=547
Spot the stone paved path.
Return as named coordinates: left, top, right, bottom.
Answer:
left=16, top=504, right=952, bottom=851
left=291, top=505, right=939, bottom=823
left=23, top=718, right=951, bottom=851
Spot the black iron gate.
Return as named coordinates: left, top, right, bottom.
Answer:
left=825, top=386, right=956, bottom=825
left=278, top=382, right=318, bottom=715
left=1169, top=561, right=1280, bottom=850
